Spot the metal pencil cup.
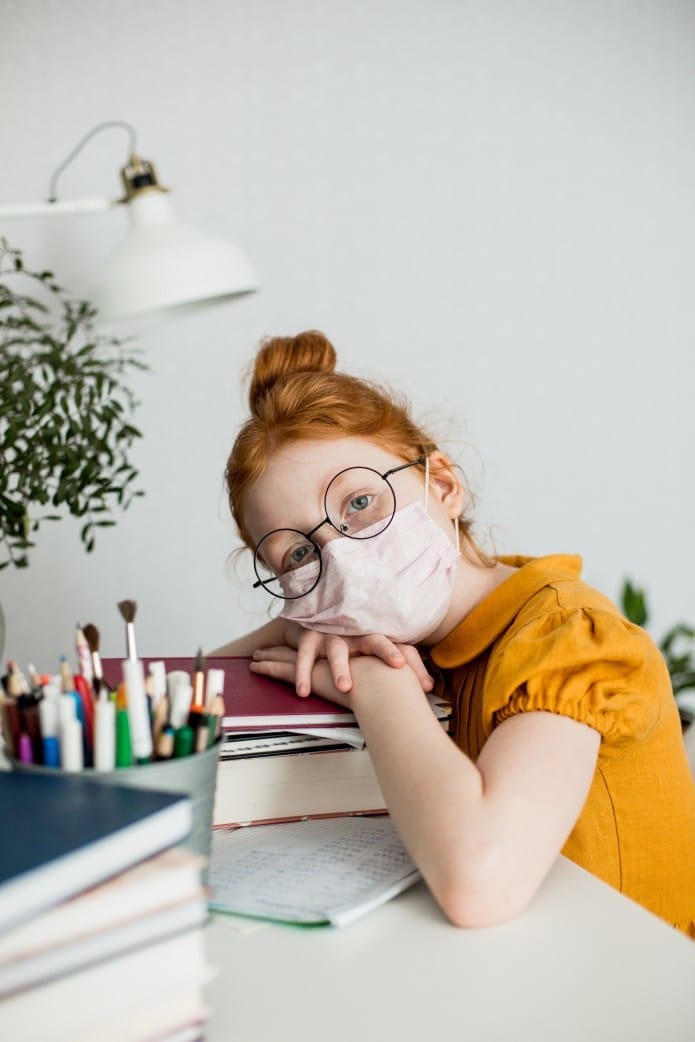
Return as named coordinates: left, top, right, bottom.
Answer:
left=12, top=742, right=220, bottom=861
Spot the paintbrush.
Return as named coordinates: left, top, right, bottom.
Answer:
left=117, top=599, right=138, bottom=661
left=116, top=599, right=152, bottom=763
left=83, top=623, right=104, bottom=698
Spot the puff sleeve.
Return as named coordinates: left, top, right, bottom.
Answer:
left=484, top=606, right=668, bottom=744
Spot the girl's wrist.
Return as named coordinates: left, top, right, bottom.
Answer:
left=349, top=656, right=423, bottom=713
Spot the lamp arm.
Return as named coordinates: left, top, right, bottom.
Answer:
left=48, top=119, right=138, bottom=202
left=0, top=121, right=137, bottom=220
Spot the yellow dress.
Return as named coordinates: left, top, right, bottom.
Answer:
left=431, top=554, right=695, bottom=938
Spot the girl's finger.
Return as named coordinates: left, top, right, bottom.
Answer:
left=295, top=630, right=323, bottom=697
left=249, top=659, right=297, bottom=686
left=357, top=633, right=406, bottom=666
left=325, top=636, right=353, bottom=692
left=398, top=644, right=434, bottom=691
left=251, top=646, right=298, bottom=664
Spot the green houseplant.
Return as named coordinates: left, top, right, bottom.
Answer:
left=0, top=239, right=146, bottom=572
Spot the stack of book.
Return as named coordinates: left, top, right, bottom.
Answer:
left=207, top=656, right=451, bottom=829
left=0, top=771, right=213, bottom=1042
left=94, top=654, right=450, bottom=830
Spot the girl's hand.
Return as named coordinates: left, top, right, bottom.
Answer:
left=261, top=624, right=434, bottom=698
left=249, top=647, right=354, bottom=709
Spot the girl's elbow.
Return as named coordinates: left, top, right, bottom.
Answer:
left=432, top=865, right=536, bottom=929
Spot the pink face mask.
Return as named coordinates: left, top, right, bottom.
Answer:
left=278, top=499, right=459, bottom=644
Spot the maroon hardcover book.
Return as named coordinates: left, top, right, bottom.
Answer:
left=101, top=656, right=355, bottom=731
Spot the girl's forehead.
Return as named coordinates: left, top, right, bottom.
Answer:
left=264, top=436, right=398, bottom=475
left=243, top=437, right=403, bottom=536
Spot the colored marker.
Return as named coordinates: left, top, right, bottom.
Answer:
left=61, top=717, right=84, bottom=772
left=115, top=685, right=133, bottom=768
left=94, top=697, right=116, bottom=772
left=122, top=659, right=152, bottom=764
left=18, top=732, right=34, bottom=764
left=43, top=736, right=60, bottom=768
left=173, top=725, right=194, bottom=758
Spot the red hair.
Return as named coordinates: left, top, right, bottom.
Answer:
left=225, top=331, right=471, bottom=549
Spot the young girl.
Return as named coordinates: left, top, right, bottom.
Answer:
left=215, top=330, right=695, bottom=936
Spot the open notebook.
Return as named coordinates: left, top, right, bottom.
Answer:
left=207, top=815, right=421, bottom=927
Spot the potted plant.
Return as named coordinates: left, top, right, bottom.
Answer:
left=0, top=239, right=146, bottom=651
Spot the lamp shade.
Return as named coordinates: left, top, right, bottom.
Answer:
left=87, top=191, right=258, bottom=324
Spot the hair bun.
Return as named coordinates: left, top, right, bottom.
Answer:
left=248, top=330, right=337, bottom=412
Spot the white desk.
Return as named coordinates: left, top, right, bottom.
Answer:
left=204, top=856, right=695, bottom=1042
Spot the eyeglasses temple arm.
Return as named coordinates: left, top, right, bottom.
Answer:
left=382, top=455, right=427, bottom=479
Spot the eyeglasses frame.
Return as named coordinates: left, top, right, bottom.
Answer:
left=251, top=455, right=427, bottom=600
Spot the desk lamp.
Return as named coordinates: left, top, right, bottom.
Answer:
left=0, top=120, right=258, bottom=325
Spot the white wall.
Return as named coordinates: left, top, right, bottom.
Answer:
left=2, top=0, right=694, bottom=670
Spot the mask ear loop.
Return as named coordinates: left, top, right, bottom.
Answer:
left=424, top=456, right=430, bottom=513
left=455, top=516, right=460, bottom=554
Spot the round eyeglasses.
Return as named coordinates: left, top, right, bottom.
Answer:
left=252, top=457, right=426, bottom=600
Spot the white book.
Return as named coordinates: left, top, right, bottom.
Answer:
left=208, top=815, right=421, bottom=927
left=213, top=746, right=387, bottom=827
left=0, top=847, right=203, bottom=968
left=0, top=895, right=207, bottom=997
left=212, top=697, right=451, bottom=828
left=0, top=928, right=213, bottom=1042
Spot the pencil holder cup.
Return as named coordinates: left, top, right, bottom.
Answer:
left=10, top=741, right=220, bottom=862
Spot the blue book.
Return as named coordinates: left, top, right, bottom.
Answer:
left=0, top=771, right=192, bottom=935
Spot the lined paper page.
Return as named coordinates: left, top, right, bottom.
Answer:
left=208, top=816, right=421, bottom=926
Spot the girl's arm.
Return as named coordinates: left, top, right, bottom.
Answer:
left=251, top=651, right=600, bottom=928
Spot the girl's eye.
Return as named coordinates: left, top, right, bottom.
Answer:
left=346, top=493, right=373, bottom=515
left=285, top=542, right=314, bottom=570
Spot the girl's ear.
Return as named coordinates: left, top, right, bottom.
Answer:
left=427, top=451, right=465, bottom=519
